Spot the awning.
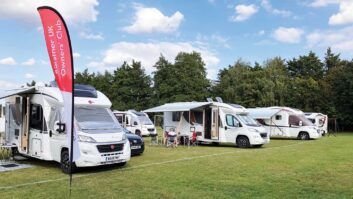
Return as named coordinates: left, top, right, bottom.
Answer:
left=248, top=108, right=281, bottom=119
left=0, top=87, right=35, bottom=100
left=144, top=102, right=211, bottom=113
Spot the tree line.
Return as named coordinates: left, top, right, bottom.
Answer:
left=75, top=48, right=353, bottom=130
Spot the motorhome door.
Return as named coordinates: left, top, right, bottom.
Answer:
left=5, top=98, right=23, bottom=147
left=211, top=107, right=219, bottom=139
left=29, top=104, right=45, bottom=157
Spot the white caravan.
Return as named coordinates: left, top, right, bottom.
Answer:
left=144, top=101, right=269, bottom=148
left=0, top=99, right=5, bottom=143
left=248, top=107, right=321, bottom=140
left=0, top=84, right=130, bottom=173
left=113, top=110, right=157, bottom=136
left=304, top=112, right=328, bottom=136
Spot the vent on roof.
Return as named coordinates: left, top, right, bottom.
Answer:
left=215, top=97, right=223, bottom=103
left=229, top=104, right=244, bottom=109
left=74, top=84, right=97, bottom=98
left=206, top=98, right=213, bottom=102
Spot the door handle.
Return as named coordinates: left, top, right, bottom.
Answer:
left=225, top=126, right=228, bottom=130
left=49, top=130, right=52, bottom=137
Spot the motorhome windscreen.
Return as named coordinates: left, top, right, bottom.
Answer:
left=237, top=114, right=260, bottom=127
left=75, top=107, right=121, bottom=132
left=137, top=115, right=153, bottom=125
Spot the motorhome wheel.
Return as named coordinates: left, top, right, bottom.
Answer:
left=236, top=136, right=250, bottom=148
left=60, top=150, right=76, bottom=174
left=298, top=132, right=310, bottom=140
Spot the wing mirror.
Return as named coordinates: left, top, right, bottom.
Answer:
left=54, top=121, right=66, bottom=133
left=133, top=121, right=138, bottom=126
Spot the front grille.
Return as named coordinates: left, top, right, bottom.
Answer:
left=260, top=133, right=267, bottom=138
left=97, top=144, right=124, bottom=153
left=148, top=128, right=155, bottom=131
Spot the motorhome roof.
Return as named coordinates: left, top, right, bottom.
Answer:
left=248, top=107, right=305, bottom=119
left=0, top=86, right=111, bottom=107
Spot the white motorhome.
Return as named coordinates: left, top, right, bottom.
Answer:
left=113, top=110, right=157, bottom=136
left=144, top=100, right=269, bottom=148
left=248, top=107, right=321, bottom=140
left=304, top=112, right=328, bottom=136
left=0, top=84, right=130, bottom=173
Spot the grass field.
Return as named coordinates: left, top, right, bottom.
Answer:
left=0, top=132, right=353, bottom=199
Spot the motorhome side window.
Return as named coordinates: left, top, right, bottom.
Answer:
left=275, top=115, right=282, bottom=120
left=49, top=107, right=62, bottom=131
left=226, top=114, right=240, bottom=127
left=30, top=104, right=47, bottom=131
left=172, top=112, right=181, bottom=121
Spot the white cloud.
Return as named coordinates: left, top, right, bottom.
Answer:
left=0, top=57, right=17, bottom=65
left=328, top=1, right=353, bottom=25
left=0, top=0, right=99, bottom=25
left=21, top=58, right=35, bottom=66
left=79, top=31, right=104, bottom=40
left=307, top=26, right=353, bottom=52
left=309, top=0, right=344, bottom=7
left=309, top=0, right=353, bottom=25
left=40, top=59, right=48, bottom=65
left=273, top=27, right=304, bottom=43
left=231, top=4, right=258, bottom=22
left=73, top=53, right=81, bottom=58
left=261, top=0, right=291, bottom=17
left=0, top=80, right=20, bottom=90
left=24, top=73, right=35, bottom=79
left=123, top=5, right=184, bottom=34
left=87, top=41, right=219, bottom=78
left=196, top=34, right=230, bottom=48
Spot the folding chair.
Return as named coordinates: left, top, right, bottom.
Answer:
left=166, top=130, right=177, bottom=148
left=189, top=132, right=198, bottom=147
left=150, top=133, right=158, bottom=145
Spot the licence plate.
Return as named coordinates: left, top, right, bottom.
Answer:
left=131, top=146, right=141, bottom=149
left=105, top=156, right=120, bottom=161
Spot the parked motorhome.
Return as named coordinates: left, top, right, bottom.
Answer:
left=248, top=107, right=321, bottom=140
left=304, top=112, right=328, bottom=136
left=113, top=110, right=157, bottom=136
left=144, top=100, right=269, bottom=148
left=0, top=99, right=5, bottom=143
left=0, top=84, right=130, bottom=173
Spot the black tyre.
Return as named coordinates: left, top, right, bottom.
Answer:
left=117, top=162, right=127, bottom=167
left=236, top=136, right=250, bottom=148
left=298, top=132, right=310, bottom=140
left=253, top=144, right=263, bottom=148
left=60, top=150, right=76, bottom=174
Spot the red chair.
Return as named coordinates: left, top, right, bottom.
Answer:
left=190, top=132, right=198, bottom=146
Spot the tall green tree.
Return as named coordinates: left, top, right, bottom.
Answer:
left=287, top=51, right=325, bottom=80
left=153, top=52, right=210, bottom=104
left=111, top=61, right=152, bottom=111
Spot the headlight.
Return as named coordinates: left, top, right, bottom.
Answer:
left=248, top=128, right=259, bottom=133
left=78, top=135, right=96, bottom=143
left=122, top=133, right=127, bottom=141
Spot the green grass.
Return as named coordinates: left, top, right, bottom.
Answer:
left=1, top=132, right=353, bottom=199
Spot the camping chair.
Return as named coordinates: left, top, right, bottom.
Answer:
left=150, top=133, right=158, bottom=145
left=166, top=130, right=177, bottom=148
left=189, top=132, right=198, bottom=147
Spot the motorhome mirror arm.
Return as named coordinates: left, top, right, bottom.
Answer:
left=55, top=121, right=66, bottom=133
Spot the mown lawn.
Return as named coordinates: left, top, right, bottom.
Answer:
left=0, top=132, right=352, bottom=199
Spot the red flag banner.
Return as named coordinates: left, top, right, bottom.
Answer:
left=37, top=6, right=80, bottom=170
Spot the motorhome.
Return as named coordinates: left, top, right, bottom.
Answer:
left=0, top=84, right=130, bottom=173
left=113, top=110, right=157, bottom=136
left=248, top=107, right=321, bottom=140
left=304, top=112, right=328, bottom=136
left=144, top=99, right=269, bottom=148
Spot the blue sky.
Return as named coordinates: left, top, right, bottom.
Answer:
left=0, top=0, right=352, bottom=89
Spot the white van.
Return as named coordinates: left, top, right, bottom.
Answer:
left=249, top=107, right=321, bottom=140
left=144, top=100, right=269, bottom=148
left=113, top=110, right=157, bottom=136
left=304, top=112, right=328, bottom=136
left=0, top=84, right=130, bottom=173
